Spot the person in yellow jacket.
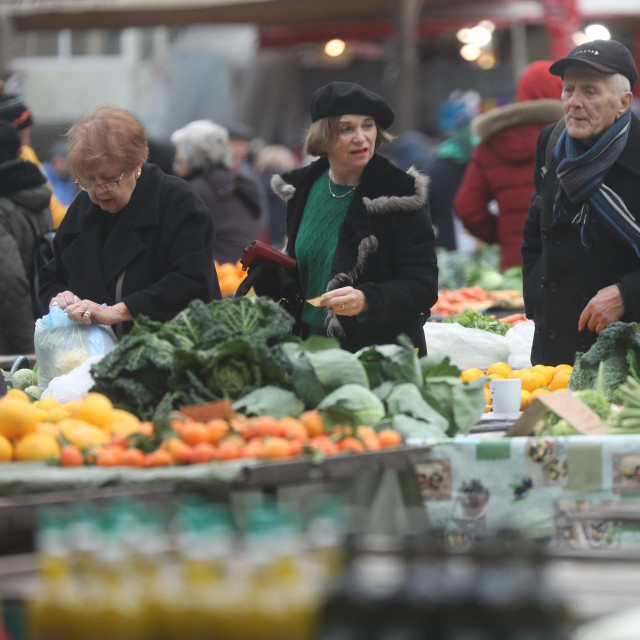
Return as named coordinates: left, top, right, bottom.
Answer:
left=0, top=91, right=67, bottom=228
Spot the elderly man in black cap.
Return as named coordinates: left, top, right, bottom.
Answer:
left=522, top=39, right=640, bottom=366
left=242, top=80, right=438, bottom=355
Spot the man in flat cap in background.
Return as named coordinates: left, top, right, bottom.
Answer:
left=522, top=39, right=640, bottom=366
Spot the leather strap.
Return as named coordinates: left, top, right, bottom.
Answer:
left=114, top=270, right=126, bottom=340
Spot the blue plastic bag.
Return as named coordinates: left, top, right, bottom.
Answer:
left=34, top=306, right=118, bottom=389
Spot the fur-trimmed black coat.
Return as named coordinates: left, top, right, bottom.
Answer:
left=0, top=159, right=52, bottom=354
left=39, top=163, right=220, bottom=335
left=270, top=153, right=438, bottom=354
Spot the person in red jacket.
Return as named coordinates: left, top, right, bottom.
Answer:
left=453, top=61, right=564, bottom=269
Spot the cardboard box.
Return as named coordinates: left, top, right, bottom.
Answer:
left=506, top=390, right=609, bottom=437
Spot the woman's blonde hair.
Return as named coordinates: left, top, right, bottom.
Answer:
left=66, top=106, right=149, bottom=178
left=304, top=116, right=394, bottom=157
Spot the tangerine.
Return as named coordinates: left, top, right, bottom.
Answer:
left=14, top=433, right=60, bottom=461
left=378, top=429, right=403, bottom=448
left=339, top=436, right=365, bottom=454
left=190, top=442, right=216, bottom=464
left=0, top=434, right=12, bottom=461
left=486, top=362, right=512, bottom=377
left=144, top=450, right=172, bottom=467
left=205, top=418, right=230, bottom=445
left=120, top=448, right=146, bottom=467
left=279, top=417, right=307, bottom=441
left=260, top=437, right=291, bottom=459
left=60, top=445, right=84, bottom=467
left=181, top=423, right=209, bottom=446
left=459, top=368, right=485, bottom=383
left=550, top=370, right=572, bottom=391
left=300, top=410, right=326, bottom=437
left=173, top=443, right=194, bottom=466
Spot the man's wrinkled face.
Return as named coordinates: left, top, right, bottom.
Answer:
left=562, top=66, right=632, bottom=146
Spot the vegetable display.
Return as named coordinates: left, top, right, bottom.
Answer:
left=442, top=311, right=514, bottom=335
left=569, top=321, right=640, bottom=401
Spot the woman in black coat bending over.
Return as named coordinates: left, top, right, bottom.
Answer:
left=39, top=106, right=220, bottom=337
left=249, top=81, right=438, bottom=354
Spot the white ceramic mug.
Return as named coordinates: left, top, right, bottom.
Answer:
left=490, top=378, right=522, bottom=415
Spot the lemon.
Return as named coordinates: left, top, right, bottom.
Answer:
left=70, top=393, right=114, bottom=430
left=0, top=398, right=47, bottom=440
left=15, top=433, right=60, bottom=462
left=460, top=368, right=485, bottom=383
left=5, top=389, right=30, bottom=404
left=0, top=434, right=13, bottom=461
left=486, top=362, right=512, bottom=377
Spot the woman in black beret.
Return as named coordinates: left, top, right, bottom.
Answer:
left=247, top=81, right=438, bottom=354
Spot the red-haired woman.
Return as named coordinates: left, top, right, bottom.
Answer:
left=39, top=106, right=220, bottom=337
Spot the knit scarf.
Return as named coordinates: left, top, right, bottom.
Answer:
left=552, top=109, right=640, bottom=257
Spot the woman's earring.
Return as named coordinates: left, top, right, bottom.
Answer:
left=135, top=170, right=141, bottom=179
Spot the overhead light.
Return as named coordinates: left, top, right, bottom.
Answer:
left=584, top=24, right=611, bottom=41
left=460, top=44, right=482, bottom=61
left=324, top=39, right=346, bottom=57
left=477, top=52, right=497, bottom=69
left=456, top=27, right=472, bottom=44
left=468, top=26, right=492, bottom=47
left=571, top=31, right=589, bottom=46
left=478, top=20, right=495, bottom=33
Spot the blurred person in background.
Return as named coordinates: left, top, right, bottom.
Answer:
left=171, top=119, right=262, bottom=265
left=454, top=61, right=564, bottom=269
left=253, top=144, right=298, bottom=250
left=0, top=89, right=67, bottom=229
left=0, top=121, right=52, bottom=355
left=39, top=106, right=220, bottom=337
left=42, top=140, right=78, bottom=207
left=427, top=115, right=479, bottom=251
left=243, top=81, right=438, bottom=355
left=523, top=41, right=640, bottom=365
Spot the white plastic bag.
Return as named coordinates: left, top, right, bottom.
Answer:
left=34, top=307, right=118, bottom=389
left=505, top=321, right=535, bottom=370
left=41, top=355, right=104, bottom=404
left=424, top=321, right=509, bottom=370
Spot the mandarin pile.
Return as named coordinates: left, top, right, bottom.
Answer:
left=459, top=362, right=573, bottom=413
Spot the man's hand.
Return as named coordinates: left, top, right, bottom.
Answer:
left=578, top=284, right=625, bottom=334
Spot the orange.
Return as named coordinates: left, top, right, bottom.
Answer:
left=14, top=433, right=60, bottom=462
left=190, top=442, right=217, bottom=464
left=300, top=410, right=326, bottom=437
left=60, top=445, right=84, bottom=467
left=144, top=449, right=172, bottom=468
left=59, top=419, right=109, bottom=450
left=550, top=369, right=572, bottom=391
left=338, top=436, right=365, bottom=454
left=531, top=365, right=553, bottom=385
left=34, top=397, right=62, bottom=411
left=242, top=437, right=264, bottom=459
left=46, top=407, right=69, bottom=424
left=5, top=389, right=30, bottom=404
left=552, top=364, right=573, bottom=378
left=259, top=437, right=291, bottom=459
left=120, top=447, right=146, bottom=467
left=36, top=422, right=59, bottom=439
left=0, top=434, right=12, bottom=461
left=160, top=437, right=187, bottom=457
left=205, top=418, right=230, bottom=445
left=520, top=371, right=547, bottom=393
left=96, top=448, right=123, bottom=467
left=254, top=416, right=285, bottom=438
left=529, top=388, right=552, bottom=400
left=378, top=429, right=403, bottom=448
left=520, top=389, right=531, bottom=410
left=486, top=362, right=512, bottom=377
left=218, top=275, right=240, bottom=297
left=181, top=423, right=209, bottom=446
left=70, top=393, right=113, bottom=430
left=460, top=368, right=485, bottom=383
left=279, top=417, right=307, bottom=441
left=108, top=409, right=141, bottom=436
left=0, top=398, right=47, bottom=440
left=172, top=444, right=194, bottom=466
left=215, top=439, right=244, bottom=461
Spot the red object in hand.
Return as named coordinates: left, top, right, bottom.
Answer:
left=240, top=240, right=297, bottom=271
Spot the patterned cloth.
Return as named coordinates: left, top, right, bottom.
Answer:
left=295, top=169, right=353, bottom=334
left=552, top=110, right=640, bottom=257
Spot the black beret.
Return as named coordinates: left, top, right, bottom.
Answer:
left=550, top=39, right=638, bottom=90
left=310, top=81, right=394, bottom=130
